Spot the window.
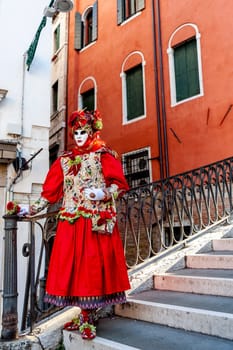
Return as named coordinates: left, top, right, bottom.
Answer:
left=125, top=64, right=144, bottom=121
left=117, top=0, right=145, bottom=24
left=121, top=52, right=146, bottom=123
left=74, top=1, right=98, bottom=50
left=81, top=89, right=95, bottom=111
left=122, top=148, right=150, bottom=188
left=78, top=77, right=97, bottom=110
left=174, top=38, right=200, bottom=102
left=52, top=81, right=58, bottom=114
left=54, top=24, right=60, bottom=53
left=167, top=24, right=203, bottom=106
left=49, top=144, right=59, bottom=166
left=85, top=9, right=93, bottom=46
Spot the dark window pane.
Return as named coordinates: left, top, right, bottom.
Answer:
left=82, top=89, right=94, bottom=111
left=52, top=81, right=58, bottom=113
left=85, top=10, right=93, bottom=46
left=49, top=144, right=59, bottom=166
left=54, top=25, right=60, bottom=52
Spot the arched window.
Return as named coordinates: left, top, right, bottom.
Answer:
left=167, top=23, right=204, bottom=106
left=117, top=0, right=145, bottom=24
left=85, top=9, right=93, bottom=46
left=121, top=51, right=146, bottom=123
left=74, top=2, right=98, bottom=50
left=78, top=77, right=97, bottom=111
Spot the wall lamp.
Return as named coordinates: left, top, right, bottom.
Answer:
left=44, top=0, right=73, bottom=17
left=0, top=89, right=8, bottom=102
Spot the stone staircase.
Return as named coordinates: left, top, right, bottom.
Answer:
left=63, top=224, right=233, bottom=350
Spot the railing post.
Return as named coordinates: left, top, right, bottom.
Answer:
left=1, top=215, right=18, bottom=340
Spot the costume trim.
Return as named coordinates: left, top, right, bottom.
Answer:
left=44, top=291, right=127, bottom=309
left=97, top=146, right=118, bottom=159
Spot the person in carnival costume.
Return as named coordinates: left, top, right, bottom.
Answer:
left=29, top=110, right=130, bottom=340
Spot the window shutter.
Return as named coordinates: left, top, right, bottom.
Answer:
left=117, top=0, right=123, bottom=25
left=126, top=65, right=144, bottom=120
left=186, top=40, right=200, bottom=96
left=174, top=39, right=200, bottom=102
left=92, top=1, right=98, bottom=41
left=174, top=46, right=188, bottom=101
left=136, top=0, right=145, bottom=11
left=74, top=12, right=82, bottom=50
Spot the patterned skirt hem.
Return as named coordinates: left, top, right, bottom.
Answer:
left=44, top=291, right=127, bottom=309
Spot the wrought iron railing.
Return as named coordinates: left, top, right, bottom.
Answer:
left=1, top=211, right=59, bottom=341
left=117, top=156, right=233, bottom=267
left=1, top=156, right=233, bottom=340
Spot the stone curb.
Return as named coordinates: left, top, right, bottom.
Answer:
left=0, top=307, right=78, bottom=350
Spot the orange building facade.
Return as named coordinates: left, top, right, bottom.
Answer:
left=66, top=0, right=233, bottom=187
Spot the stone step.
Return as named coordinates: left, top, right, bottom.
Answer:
left=153, top=268, right=233, bottom=297
left=63, top=315, right=233, bottom=349
left=63, top=327, right=139, bottom=350
left=186, top=252, right=233, bottom=269
left=115, top=290, right=233, bottom=340
left=212, top=238, right=233, bottom=251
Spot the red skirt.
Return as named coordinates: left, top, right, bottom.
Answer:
left=45, top=217, right=130, bottom=309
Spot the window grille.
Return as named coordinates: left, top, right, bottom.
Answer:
left=122, top=148, right=150, bottom=188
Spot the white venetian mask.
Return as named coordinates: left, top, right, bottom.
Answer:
left=73, top=129, right=89, bottom=147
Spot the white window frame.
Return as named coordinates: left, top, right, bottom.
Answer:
left=167, top=23, right=204, bottom=107
left=120, top=51, right=147, bottom=124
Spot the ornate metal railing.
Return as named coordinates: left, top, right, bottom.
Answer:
left=1, top=156, right=233, bottom=340
left=117, top=156, right=233, bottom=267
left=1, top=211, right=59, bottom=341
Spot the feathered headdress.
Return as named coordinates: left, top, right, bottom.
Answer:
left=68, top=109, right=103, bottom=133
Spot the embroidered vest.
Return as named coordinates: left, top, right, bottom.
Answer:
left=58, top=151, right=116, bottom=234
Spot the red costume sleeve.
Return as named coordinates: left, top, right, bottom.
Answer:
left=101, top=152, right=129, bottom=194
left=41, top=157, right=64, bottom=203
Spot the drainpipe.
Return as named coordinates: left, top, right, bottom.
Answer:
left=151, top=0, right=170, bottom=178
left=156, top=0, right=169, bottom=177
left=151, top=0, right=164, bottom=179
left=20, top=53, right=27, bottom=139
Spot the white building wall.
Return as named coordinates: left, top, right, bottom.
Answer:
left=0, top=0, right=53, bottom=334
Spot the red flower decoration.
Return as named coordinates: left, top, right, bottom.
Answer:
left=99, top=211, right=112, bottom=219
left=97, top=218, right=106, bottom=226
left=68, top=110, right=103, bottom=132
left=7, top=202, right=14, bottom=211
left=97, top=210, right=113, bottom=226
left=6, top=201, right=21, bottom=215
